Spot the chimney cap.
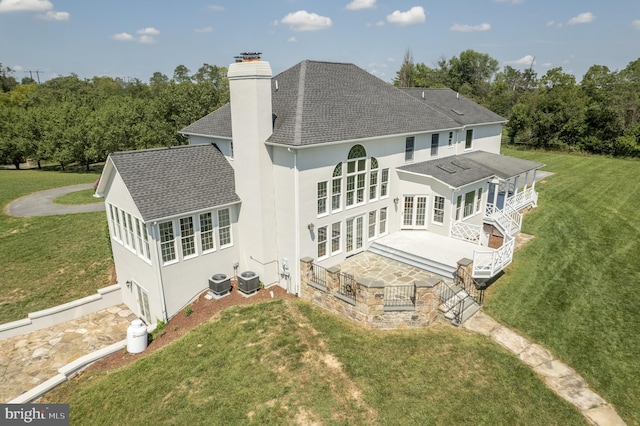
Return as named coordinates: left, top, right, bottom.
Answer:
left=234, top=52, right=262, bottom=62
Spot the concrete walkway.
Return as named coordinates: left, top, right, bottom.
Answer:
left=5, top=183, right=105, bottom=217
left=0, top=305, right=136, bottom=402
left=463, top=312, right=626, bottom=426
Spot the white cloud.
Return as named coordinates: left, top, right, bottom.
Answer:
left=37, top=10, right=68, bottom=20
left=137, top=27, right=159, bottom=35
left=546, top=20, right=563, bottom=28
left=138, top=35, right=156, bottom=44
left=280, top=10, right=332, bottom=31
left=112, top=32, right=134, bottom=42
left=542, top=62, right=552, bottom=68
left=450, top=22, right=491, bottom=32
left=288, top=36, right=297, bottom=42
left=568, top=12, right=594, bottom=25
left=493, top=0, right=523, bottom=4
left=194, top=26, right=213, bottom=33
left=505, top=55, right=536, bottom=66
left=345, top=0, right=376, bottom=11
left=633, top=19, right=640, bottom=30
left=386, top=6, right=425, bottom=26
left=207, top=5, right=224, bottom=12
left=0, top=0, right=51, bottom=12
left=12, top=65, right=23, bottom=71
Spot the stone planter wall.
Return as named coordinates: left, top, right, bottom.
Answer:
left=300, top=257, right=442, bottom=329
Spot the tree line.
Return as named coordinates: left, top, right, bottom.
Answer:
left=0, top=63, right=229, bottom=169
left=1, top=50, right=639, bottom=170
left=394, top=49, right=640, bottom=157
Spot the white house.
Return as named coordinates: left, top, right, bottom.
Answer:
left=96, top=54, right=543, bottom=324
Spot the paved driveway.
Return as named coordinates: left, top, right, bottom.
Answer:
left=5, top=183, right=105, bottom=217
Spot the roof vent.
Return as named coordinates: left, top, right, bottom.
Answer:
left=437, top=164, right=457, bottom=174
left=234, top=52, right=262, bottom=63
left=451, top=108, right=465, bottom=116
left=451, top=160, right=470, bottom=170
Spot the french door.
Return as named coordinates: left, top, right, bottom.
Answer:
left=345, top=215, right=365, bottom=254
left=402, top=195, right=428, bottom=229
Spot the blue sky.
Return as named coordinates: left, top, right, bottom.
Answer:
left=1, top=0, right=639, bottom=83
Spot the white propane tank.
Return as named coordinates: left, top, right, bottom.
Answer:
left=126, top=319, right=148, bottom=354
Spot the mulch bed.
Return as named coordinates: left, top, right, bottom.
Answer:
left=83, top=281, right=296, bottom=374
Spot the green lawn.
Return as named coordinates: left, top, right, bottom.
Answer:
left=43, top=300, right=585, bottom=425
left=0, top=169, right=111, bottom=323
left=53, top=188, right=102, bottom=205
left=486, top=148, right=640, bottom=424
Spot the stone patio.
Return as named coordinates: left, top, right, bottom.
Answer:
left=337, top=251, right=443, bottom=285
left=0, top=305, right=136, bottom=402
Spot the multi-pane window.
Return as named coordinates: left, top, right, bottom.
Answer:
left=317, top=225, right=328, bottom=258
left=431, top=134, right=439, bottom=157
left=331, top=222, right=341, bottom=254
left=476, top=188, right=483, bottom=213
left=448, top=131, right=453, bottom=147
left=134, top=282, right=151, bottom=321
left=416, top=197, right=427, bottom=226
left=317, top=181, right=328, bottom=215
left=368, top=210, right=377, bottom=238
left=218, top=208, right=231, bottom=247
left=380, top=169, right=389, bottom=197
left=135, top=218, right=150, bottom=261
left=405, top=136, right=415, bottom=161
left=199, top=212, right=215, bottom=252
left=159, top=221, right=176, bottom=263
left=125, top=213, right=136, bottom=251
left=331, top=163, right=342, bottom=211
left=369, top=157, right=378, bottom=201
left=465, top=129, right=473, bottom=150
left=346, top=145, right=367, bottom=207
left=379, top=207, right=388, bottom=235
left=114, top=207, right=123, bottom=241
left=455, top=195, right=462, bottom=221
left=433, top=196, right=445, bottom=224
left=356, top=173, right=365, bottom=203
left=464, top=191, right=475, bottom=218
left=109, top=205, right=121, bottom=241
left=180, top=217, right=195, bottom=258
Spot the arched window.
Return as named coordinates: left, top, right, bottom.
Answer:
left=346, top=145, right=367, bottom=207
left=347, top=144, right=366, bottom=159
left=332, top=163, right=342, bottom=210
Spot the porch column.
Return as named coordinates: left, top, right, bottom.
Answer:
left=492, top=182, right=499, bottom=207
left=513, top=176, right=519, bottom=195
left=532, top=170, right=537, bottom=190
left=523, top=171, right=529, bottom=192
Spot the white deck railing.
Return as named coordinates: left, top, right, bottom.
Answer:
left=472, top=235, right=515, bottom=279
left=485, top=203, right=522, bottom=236
left=505, top=187, right=538, bottom=211
left=450, top=221, right=483, bottom=245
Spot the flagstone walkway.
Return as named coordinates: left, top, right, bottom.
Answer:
left=463, top=312, right=626, bottom=426
left=0, top=305, right=136, bottom=402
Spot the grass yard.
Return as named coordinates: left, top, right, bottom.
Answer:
left=0, top=169, right=112, bottom=323
left=53, top=188, right=103, bottom=205
left=485, top=148, right=640, bottom=424
left=42, top=299, right=585, bottom=425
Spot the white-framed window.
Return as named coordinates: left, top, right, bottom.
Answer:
left=476, top=188, right=483, bottom=213
left=218, top=208, right=232, bottom=248
left=346, top=145, right=367, bottom=208
left=405, top=136, right=415, bottom=161
left=463, top=191, right=475, bottom=218
left=433, top=196, right=445, bottom=224
left=465, top=129, right=473, bottom=150
left=331, top=222, right=341, bottom=254
left=379, top=207, right=388, bottom=235
left=369, top=157, right=378, bottom=201
left=455, top=195, right=462, bottom=221
left=331, top=163, right=342, bottom=212
left=380, top=168, right=389, bottom=198
left=159, top=221, right=177, bottom=264
left=133, top=281, right=151, bottom=322
left=180, top=217, right=196, bottom=258
left=448, top=131, right=454, bottom=147
left=108, top=204, right=121, bottom=241
left=317, top=225, right=328, bottom=259
left=368, top=210, right=377, bottom=239
left=431, top=134, right=439, bottom=157
left=199, top=212, right=215, bottom=253
left=317, top=181, right=328, bottom=216
left=125, top=213, right=136, bottom=252
left=135, top=218, right=150, bottom=261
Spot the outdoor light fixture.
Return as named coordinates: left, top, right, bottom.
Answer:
left=394, top=197, right=400, bottom=205
left=125, top=280, right=132, bottom=289
left=307, top=223, right=315, bottom=231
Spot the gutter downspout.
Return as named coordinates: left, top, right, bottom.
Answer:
left=150, top=223, right=168, bottom=323
left=292, top=147, right=300, bottom=296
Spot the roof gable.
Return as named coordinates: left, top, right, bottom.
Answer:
left=108, top=144, right=239, bottom=221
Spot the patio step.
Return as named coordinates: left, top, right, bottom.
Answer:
left=368, top=242, right=456, bottom=278
left=438, top=282, right=482, bottom=325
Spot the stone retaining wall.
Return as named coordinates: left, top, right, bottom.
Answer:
left=300, top=258, right=442, bottom=329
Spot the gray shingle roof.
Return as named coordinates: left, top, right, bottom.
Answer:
left=109, top=144, right=239, bottom=221
left=398, top=151, right=543, bottom=189
left=180, top=60, right=463, bottom=146
left=399, top=88, right=507, bottom=126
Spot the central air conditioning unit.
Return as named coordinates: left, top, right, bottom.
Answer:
left=209, top=273, right=232, bottom=296
left=238, top=271, right=260, bottom=294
